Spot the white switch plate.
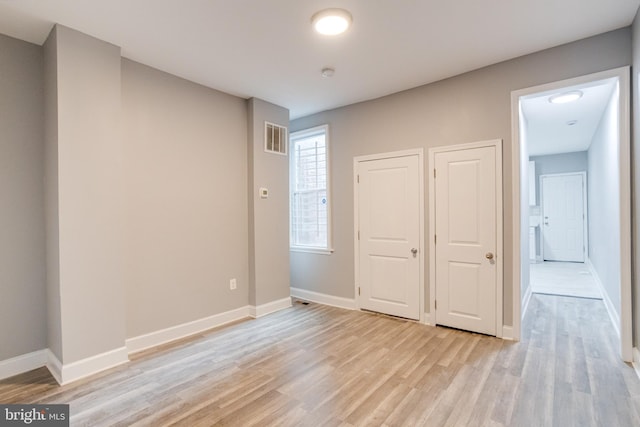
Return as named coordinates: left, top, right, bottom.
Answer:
left=260, top=187, right=269, bottom=199
left=229, top=278, right=237, bottom=290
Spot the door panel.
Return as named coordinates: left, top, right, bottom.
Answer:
left=434, top=146, right=497, bottom=335
left=358, top=155, right=420, bottom=320
left=542, top=174, right=585, bottom=262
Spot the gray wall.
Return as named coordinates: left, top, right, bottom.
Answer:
left=291, top=28, right=632, bottom=327
left=45, top=25, right=127, bottom=363
left=247, top=98, right=290, bottom=306
left=530, top=151, right=588, bottom=205
left=0, top=34, right=46, bottom=360
left=588, top=83, right=622, bottom=320
left=122, top=59, right=249, bottom=338
left=632, top=8, right=640, bottom=354
left=43, top=27, right=62, bottom=360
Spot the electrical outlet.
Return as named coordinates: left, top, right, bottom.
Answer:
left=229, top=278, right=237, bottom=290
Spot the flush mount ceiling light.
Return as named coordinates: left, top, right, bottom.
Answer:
left=312, top=8, right=352, bottom=35
left=549, top=90, right=583, bottom=104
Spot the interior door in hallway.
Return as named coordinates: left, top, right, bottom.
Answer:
left=356, top=153, right=421, bottom=320
left=541, top=173, right=585, bottom=262
left=433, top=144, right=499, bottom=335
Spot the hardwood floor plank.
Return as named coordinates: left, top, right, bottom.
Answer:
left=0, top=295, right=637, bottom=426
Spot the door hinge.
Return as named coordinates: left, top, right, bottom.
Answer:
left=434, top=169, right=436, bottom=178
left=434, top=234, right=437, bottom=244
left=435, top=300, right=437, bottom=310
left=358, top=230, right=360, bottom=240
left=358, top=287, right=361, bottom=296
left=357, top=174, right=360, bottom=183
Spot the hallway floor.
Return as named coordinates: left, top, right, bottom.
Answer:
left=531, top=261, right=602, bottom=299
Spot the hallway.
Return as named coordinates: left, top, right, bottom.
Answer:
left=531, top=261, right=602, bottom=299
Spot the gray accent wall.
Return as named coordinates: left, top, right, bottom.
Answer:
left=247, top=98, right=290, bottom=306
left=291, top=28, right=632, bottom=327
left=44, top=25, right=127, bottom=363
left=0, top=34, right=46, bottom=361
left=43, top=27, right=62, bottom=361
left=121, top=59, right=249, bottom=338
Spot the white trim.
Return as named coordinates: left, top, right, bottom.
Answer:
left=126, top=305, right=252, bottom=354
left=511, top=66, right=632, bottom=360
left=428, top=139, right=504, bottom=337
left=353, top=148, right=425, bottom=323
left=46, top=350, right=63, bottom=385
left=291, top=287, right=356, bottom=310
left=0, top=349, right=47, bottom=381
left=522, top=284, right=533, bottom=319
left=249, top=297, right=292, bottom=318
left=632, top=347, right=640, bottom=380
left=290, top=247, right=334, bottom=255
left=586, top=259, right=620, bottom=338
left=538, top=172, right=588, bottom=262
left=502, top=326, right=514, bottom=340
left=47, top=347, right=129, bottom=385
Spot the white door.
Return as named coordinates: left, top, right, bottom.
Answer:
left=541, top=173, right=585, bottom=262
left=357, top=154, right=421, bottom=320
left=434, top=146, right=498, bottom=335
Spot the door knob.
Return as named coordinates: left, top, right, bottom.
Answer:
left=411, top=248, right=418, bottom=257
left=485, top=252, right=494, bottom=260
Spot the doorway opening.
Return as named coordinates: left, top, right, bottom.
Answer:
left=511, top=67, right=632, bottom=361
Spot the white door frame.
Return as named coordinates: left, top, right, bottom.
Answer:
left=539, top=171, right=588, bottom=262
left=353, top=148, right=425, bottom=322
left=510, top=66, right=632, bottom=361
left=428, top=139, right=504, bottom=336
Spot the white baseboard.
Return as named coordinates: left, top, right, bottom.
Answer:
left=46, top=347, right=129, bottom=386
left=586, top=259, right=620, bottom=338
left=633, top=347, right=640, bottom=380
left=126, top=305, right=252, bottom=354
left=0, top=349, right=48, bottom=381
left=522, top=284, right=533, bottom=319
left=502, top=326, right=514, bottom=340
left=249, top=297, right=292, bottom=318
left=46, top=349, right=62, bottom=384
left=290, top=287, right=356, bottom=310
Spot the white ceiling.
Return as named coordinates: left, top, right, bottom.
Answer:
left=522, top=79, right=617, bottom=156
left=0, top=1, right=638, bottom=119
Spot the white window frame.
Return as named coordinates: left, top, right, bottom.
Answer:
left=289, top=124, right=333, bottom=254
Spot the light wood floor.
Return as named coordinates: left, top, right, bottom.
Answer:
left=1, top=295, right=640, bottom=426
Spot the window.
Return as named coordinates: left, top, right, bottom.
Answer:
left=290, top=125, right=332, bottom=253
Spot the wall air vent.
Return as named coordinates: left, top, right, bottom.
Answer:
left=265, top=122, right=287, bottom=155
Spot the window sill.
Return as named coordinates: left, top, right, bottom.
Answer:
left=290, top=247, right=334, bottom=255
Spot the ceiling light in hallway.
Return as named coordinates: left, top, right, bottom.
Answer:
left=549, top=90, right=583, bottom=104
left=312, top=9, right=352, bottom=35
